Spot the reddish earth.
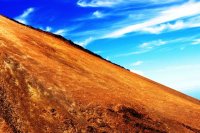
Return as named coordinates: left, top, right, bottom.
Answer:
left=0, top=15, right=200, bottom=133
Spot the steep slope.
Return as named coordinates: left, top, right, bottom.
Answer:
left=0, top=15, right=199, bottom=133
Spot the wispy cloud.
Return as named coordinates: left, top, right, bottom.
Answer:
left=77, top=0, right=183, bottom=8
left=75, top=0, right=200, bottom=45
left=74, top=10, right=106, bottom=21
left=192, top=39, right=200, bottom=45
left=39, top=26, right=68, bottom=36
left=139, top=40, right=167, bottom=49
left=54, top=24, right=82, bottom=37
left=39, top=25, right=81, bottom=37
left=75, top=37, right=94, bottom=47
left=15, top=8, right=35, bottom=24
left=40, top=26, right=52, bottom=32
left=94, top=50, right=103, bottom=54
left=45, top=26, right=52, bottom=32
left=54, top=29, right=68, bottom=36
left=147, top=64, right=200, bottom=91
left=132, top=61, right=143, bottom=66
left=77, top=0, right=123, bottom=8
left=141, top=20, right=185, bottom=34
left=74, top=1, right=200, bottom=44
left=130, top=69, right=144, bottom=76
left=115, top=50, right=149, bottom=57
left=104, top=1, right=200, bottom=38
left=141, top=16, right=200, bottom=34
left=114, top=34, right=200, bottom=58
left=92, top=11, right=105, bottom=18
left=116, top=39, right=167, bottom=57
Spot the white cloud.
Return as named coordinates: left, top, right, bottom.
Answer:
left=132, top=61, right=143, bottom=66
left=75, top=1, right=200, bottom=44
left=77, top=0, right=123, bottom=7
left=104, top=1, right=200, bottom=38
left=141, top=24, right=167, bottom=34
left=140, top=40, right=167, bottom=49
left=40, top=26, right=52, bottom=32
left=167, top=20, right=185, bottom=30
left=94, top=50, right=103, bottom=54
left=115, top=35, right=200, bottom=58
left=75, top=37, right=94, bottom=47
left=74, top=10, right=107, bottom=21
left=141, top=20, right=185, bottom=34
left=45, top=26, right=52, bottom=32
left=115, top=46, right=159, bottom=57
left=147, top=64, right=200, bottom=91
left=105, top=56, right=110, bottom=60
left=54, top=29, right=68, bottom=36
left=93, top=11, right=104, bottom=18
left=40, top=25, right=80, bottom=37
left=115, top=39, right=167, bottom=57
left=115, top=50, right=149, bottom=57
left=77, top=0, right=183, bottom=8
left=15, top=8, right=35, bottom=24
left=74, top=1, right=200, bottom=47
left=53, top=25, right=81, bottom=36
left=141, top=16, right=200, bottom=34
left=192, top=39, right=200, bottom=45
left=130, top=69, right=144, bottom=75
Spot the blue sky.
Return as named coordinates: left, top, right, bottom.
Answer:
left=1, top=0, right=200, bottom=99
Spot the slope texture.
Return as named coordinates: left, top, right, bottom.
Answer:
left=0, top=15, right=200, bottom=133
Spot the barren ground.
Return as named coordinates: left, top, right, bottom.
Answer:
left=0, top=15, right=200, bottom=133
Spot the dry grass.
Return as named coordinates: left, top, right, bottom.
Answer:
left=0, top=15, right=199, bottom=133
